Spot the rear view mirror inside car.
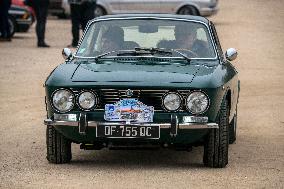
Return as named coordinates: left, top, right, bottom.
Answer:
left=138, top=25, right=158, bottom=33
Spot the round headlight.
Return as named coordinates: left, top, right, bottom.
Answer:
left=52, top=89, right=74, bottom=113
left=78, top=91, right=97, bottom=110
left=163, top=92, right=182, bottom=111
left=186, top=91, right=209, bottom=114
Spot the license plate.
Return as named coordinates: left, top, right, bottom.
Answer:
left=96, top=125, right=160, bottom=139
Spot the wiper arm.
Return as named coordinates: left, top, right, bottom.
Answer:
left=94, top=50, right=117, bottom=60
left=96, top=49, right=157, bottom=58
left=117, top=48, right=172, bottom=56
left=170, top=49, right=191, bottom=63
left=116, top=50, right=151, bottom=56
left=93, top=48, right=190, bottom=63
left=134, top=47, right=172, bottom=55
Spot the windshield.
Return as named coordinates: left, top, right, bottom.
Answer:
left=76, top=19, right=216, bottom=59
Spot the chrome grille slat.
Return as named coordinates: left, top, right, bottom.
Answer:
left=70, top=89, right=190, bottom=111
left=97, top=89, right=190, bottom=111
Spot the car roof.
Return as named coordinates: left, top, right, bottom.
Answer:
left=92, top=14, right=210, bottom=24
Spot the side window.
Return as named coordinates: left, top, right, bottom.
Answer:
left=210, top=22, right=225, bottom=62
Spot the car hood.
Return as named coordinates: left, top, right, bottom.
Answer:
left=71, top=61, right=200, bottom=87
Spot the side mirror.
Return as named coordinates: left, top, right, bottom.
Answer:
left=62, top=48, right=73, bottom=60
left=225, top=48, right=238, bottom=61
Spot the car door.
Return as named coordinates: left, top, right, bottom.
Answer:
left=119, top=0, right=161, bottom=13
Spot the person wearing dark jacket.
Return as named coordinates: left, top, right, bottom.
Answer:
left=0, top=0, right=12, bottom=41
left=68, top=0, right=96, bottom=47
left=29, top=0, right=50, bottom=47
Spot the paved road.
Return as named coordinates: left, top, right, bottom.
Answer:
left=0, top=0, right=283, bottom=188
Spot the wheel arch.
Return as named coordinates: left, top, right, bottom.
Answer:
left=224, top=88, right=234, bottom=123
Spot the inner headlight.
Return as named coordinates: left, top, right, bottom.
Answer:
left=163, top=92, right=182, bottom=111
left=78, top=91, right=97, bottom=110
left=186, top=91, right=209, bottom=114
left=52, top=89, right=74, bottom=113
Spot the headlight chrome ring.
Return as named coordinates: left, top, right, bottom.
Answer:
left=162, top=92, right=183, bottom=112
left=52, top=88, right=75, bottom=113
left=186, top=91, right=209, bottom=114
left=77, top=90, right=98, bottom=111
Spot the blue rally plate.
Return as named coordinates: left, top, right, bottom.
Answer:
left=104, top=99, right=154, bottom=123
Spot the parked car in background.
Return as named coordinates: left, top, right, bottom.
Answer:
left=7, top=5, right=33, bottom=37
left=60, top=0, right=218, bottom=18
left=12, top=0, right=35, bottom=21
left=44, top=14, right=239, bottom=168
left=49, top=0, right=68, bottom=18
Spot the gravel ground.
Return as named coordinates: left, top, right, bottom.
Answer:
left=0, top=0, right=283, bottom=188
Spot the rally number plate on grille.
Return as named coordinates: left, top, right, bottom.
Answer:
left=104, top=99, right=154, bottom=123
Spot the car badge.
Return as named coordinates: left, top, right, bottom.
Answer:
left=126, top=89, right=133, bottom=97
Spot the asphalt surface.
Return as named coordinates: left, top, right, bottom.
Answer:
left=0, top=0, right=283, bottom=188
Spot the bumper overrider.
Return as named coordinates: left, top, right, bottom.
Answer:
left=44, top=113, right=218, bottom=137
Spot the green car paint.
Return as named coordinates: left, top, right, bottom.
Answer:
left=44, top=14, right=239, bottom=166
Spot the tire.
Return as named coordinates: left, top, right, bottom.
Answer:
left=178, top=5, right=199, bottom=16
left=229, top=109, right=237, bottom=144
left=46, top=125, right=72, bottom=164
left=203, top=99, right=229, bottom=168
left=8, top=15, right=16, bottom=37
left=95, top=6, right=106, bottom=17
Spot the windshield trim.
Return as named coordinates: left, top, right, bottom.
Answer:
left=75, top=17, right=218, bottom=60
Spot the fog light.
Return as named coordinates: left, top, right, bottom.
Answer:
left=183, top=116, right=208, bottom=123
left=54, top=113, right=77, bottom=121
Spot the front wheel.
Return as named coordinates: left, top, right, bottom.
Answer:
left=8, top=15, right=16, bottom=37
left=46, top=125, right=72, bottom=164
left=203, top=99, right=229, bottom=168
left=95, top=6, right=106, bottom=17
left=178, top=6, right=199, bottom=16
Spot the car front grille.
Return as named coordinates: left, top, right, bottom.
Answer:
left=95, top=89, right=190, bottom=112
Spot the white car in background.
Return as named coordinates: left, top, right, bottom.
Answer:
left=62, top=0, right=218, bottom=17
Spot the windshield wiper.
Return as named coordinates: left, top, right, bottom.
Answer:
left=117, top=47, right=172, bottom=56
left=94, top=50, right=117, bottom=60
left=93, top=48, right=191, bottom=63
left=170, top=49, right=191, bottom=63
left=118, top=47, right=191, bottom=63
left=135, top=47, right=172, bottom=55
left=94, top=48, right=170, bottom=59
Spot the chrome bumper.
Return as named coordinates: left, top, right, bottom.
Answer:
left=44, top=119, right=218, bottom=129
left=44, top=113, right=218, bottom=136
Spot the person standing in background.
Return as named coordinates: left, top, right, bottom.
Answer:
left=0, top=0, right=12, bottom=41
left=29, top=0, right=50, bottom=47
left=68, top=0, right=96, bottom=48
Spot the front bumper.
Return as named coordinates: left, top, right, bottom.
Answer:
left=44, top=113, right=218, bottom=136
left=44, top=119, right=218, bottom=129
left=16, top=18, right=33, bottom=32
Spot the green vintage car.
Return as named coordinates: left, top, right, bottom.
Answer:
left=44, top=14, right=239, bottom=168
